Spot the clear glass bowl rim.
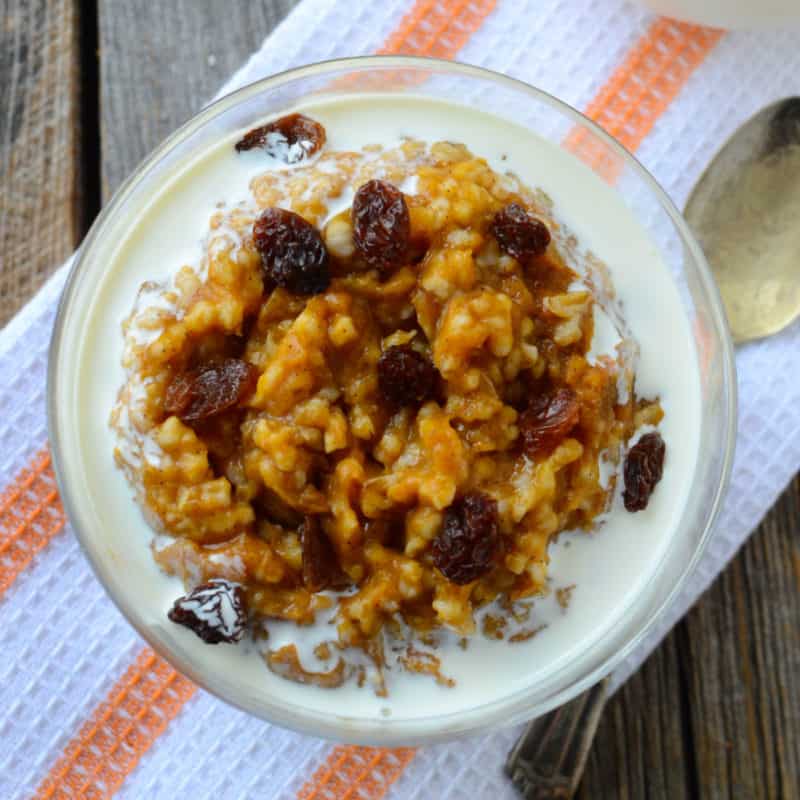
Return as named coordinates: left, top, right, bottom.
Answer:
left=47, top=55, right=737, bottom=745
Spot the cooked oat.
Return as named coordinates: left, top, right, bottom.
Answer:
left=112, top=133, right=661, bottom=682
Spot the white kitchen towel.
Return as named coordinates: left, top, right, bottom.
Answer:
left=1, top=1, right=798, bottom=799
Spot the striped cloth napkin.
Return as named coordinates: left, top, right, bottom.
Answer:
left=3, top=1, right=799, bottom=798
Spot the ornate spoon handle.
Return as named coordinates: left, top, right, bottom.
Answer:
left=505, top=678, right=609, bottom=800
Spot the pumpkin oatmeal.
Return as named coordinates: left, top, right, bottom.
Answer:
left=112, top=112, right=665, bottom=691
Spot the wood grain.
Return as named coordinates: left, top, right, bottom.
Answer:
left=98, top=0, right=299, bottom=198
left=0, top=0, right=83, bottom=326
left=682, top=475, right=800, bottom=800
left=577, top=635, right=695, bottom=799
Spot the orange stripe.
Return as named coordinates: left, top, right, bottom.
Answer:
left=297, top=746, right=417, bottom=800
left=333, top=0, right=496, bottom=91
left=378, top=0, right=496, bottom=57
left=34, top=648, right=196, bottom=800
left=585, top=18, right=723, bottom=151
left=566, top=18, right=723, bottom=179
left=0, top=448, right=66, bottom=599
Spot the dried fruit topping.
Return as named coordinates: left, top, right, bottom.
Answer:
left=623, top=432, right=665, bottom=512
left=352, top=180, right=410, bottom=271
left=301, top=515, right=347, bottom=592
left=432, top=492, right=499, bottom=585
left=168, top=579, right=247, bottom=644
left=491, top=203, right=551, bottom=260
left=519, top=388, right=580, bottom=457
left=164, top=358, right=258, bottom=423
left=234, top=113, right=326, bottom=163
left=377, top=344, right=439, bottom=407
left=253, top=208, right=330, bottom=295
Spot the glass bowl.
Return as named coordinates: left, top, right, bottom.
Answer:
left=48, top=56, right=736, bottom=745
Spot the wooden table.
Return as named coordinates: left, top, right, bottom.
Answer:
left=2, top=2, right=798, bottom=797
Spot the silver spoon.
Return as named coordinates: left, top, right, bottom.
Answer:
left=506, top=97, right=800, bottom=798
left=686, top=97, right=800, bottom=342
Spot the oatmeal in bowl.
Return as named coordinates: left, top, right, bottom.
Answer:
left=112, top=112, right=666, bottom=692
left=49, top=59, right=734, bottom=743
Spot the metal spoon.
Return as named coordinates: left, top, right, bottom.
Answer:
left=506, top=97, right=800, bottom=798
left=686, top=96, right=800, bottom=342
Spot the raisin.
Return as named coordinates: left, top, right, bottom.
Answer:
left=256, top=488, right=303, bottom=529
left=519, top=388, right=580, bottom=457
left=301, top=516, right=348, bottom=592
left=491, top=203, right=551, bottom=260
left=168, top=579, right=247, bottom=644
left=623, top=432, right=665, bottom=512
left=364, top=517, right=406, bottom=552
left=377, top=344, right=438, bottom=407
left=164, top=357, right=258, bottom=424
left=352, top=180, right=410, bottom=271
left=234, top=113, right=326, bottom=163
left=253, top=208, right=330, bottom=295
left=432, top=492, right=499, bottom=585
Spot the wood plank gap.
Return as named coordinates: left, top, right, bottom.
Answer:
left=675, top=620, right=702, bottom=800
left=78, top=0, right=100, bottom=226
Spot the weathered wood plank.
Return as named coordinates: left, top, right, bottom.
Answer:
left=98, top=0, right=299, bottom=198
left=0, top=0, right=83, bottom=326
left=577, top=633, right=695, bottom=799
left=681, top=476, right=800, bottom=800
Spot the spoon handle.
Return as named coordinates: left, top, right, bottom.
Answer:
left=505, top=678, right=609, bottom=800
